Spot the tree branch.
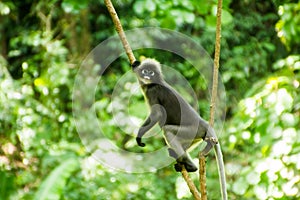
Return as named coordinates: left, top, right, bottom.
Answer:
left=104, top=0, right=135, bottom=64
left=181, top=165, right=201, bottom=200
left=199, top=0, right=228, bottom=200
left=199, top=156, right=207, bottom=200
left=104, top=1, right=202, bottom=199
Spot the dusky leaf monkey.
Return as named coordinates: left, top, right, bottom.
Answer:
left=132, top=58, right=218, bottom=172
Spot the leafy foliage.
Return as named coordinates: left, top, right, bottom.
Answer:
left=33, top=158, right=79, bottom=200
left=224, top=59, right=300, bottom=199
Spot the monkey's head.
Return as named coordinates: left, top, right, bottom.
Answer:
left=132, top=58, right=163, bottom=85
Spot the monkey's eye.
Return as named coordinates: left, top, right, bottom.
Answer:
left=142, top=69, right=155, bottom=76
left=142, top=69, right=148, bottom=75
left=149, top=71, right=155, bottom=76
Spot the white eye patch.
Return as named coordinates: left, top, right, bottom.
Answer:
left=148, top=71, right=155, bottom=76
left=142, top=69, right=155, bottom=76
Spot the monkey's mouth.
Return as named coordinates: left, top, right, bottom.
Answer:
left=143, top=76, right=150, bottom=80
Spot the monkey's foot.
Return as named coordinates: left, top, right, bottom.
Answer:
left=174, top=162, right=197, bottom=172
left=174, top=163, right=182, bottom=172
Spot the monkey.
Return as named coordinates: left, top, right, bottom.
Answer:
left=131, top=58, right=218, bottom=172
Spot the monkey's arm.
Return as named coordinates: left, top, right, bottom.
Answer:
left=136, top=105, right=163, bottom=147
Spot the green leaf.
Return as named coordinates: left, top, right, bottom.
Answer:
left=277, top=88, right=293, bottom=111
left=182, top=12, right=195, bottom=24
left=221, top=9, right=233, bottom=25
left=262, top=42, right=276, bottom=52
left=246, top=171, right=261, bottom=185
left=133, top=1, right=146, bottom=15
left=160, top=17, right=176, bottom=29
left=0, top=2, right=10, bottom=15
left=33, top=157, right=79, bottom=200
left=0, top=171, right=15, bottom=199
left=193, top=0, right=210, bottom=15
left=62, top=0, right=88, bottom=14
left=205, top=15, right=217, bottom=30
left=281, top=113, right=297, bottom=127
left=232, top=177, right=249, bottom=195
left=145, top=0, right=156, bottom=12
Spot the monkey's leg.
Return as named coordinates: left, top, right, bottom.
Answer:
left=164, top=131, right=197, bottom=172
left=163, top=125, right=202, bottom=140
left=167, top=148, right=191, bottom=172
left=168, top=148, right=178, bottom=159
left=165, top=125, right=218, bottom=156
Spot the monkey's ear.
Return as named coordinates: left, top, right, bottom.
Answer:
left=131, top=60, right=141, bottom=69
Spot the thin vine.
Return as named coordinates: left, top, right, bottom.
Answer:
left=199, top=0, right=228, bottom=199
left=104, top=0, right=135, bottom=64
left=104, top=0, right=201, bottom=199
left=104, top=0, right=227, bottom=199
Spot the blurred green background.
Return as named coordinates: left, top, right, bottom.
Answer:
left=0, top=0, right=299, bottom=199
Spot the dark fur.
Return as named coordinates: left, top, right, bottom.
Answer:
left=132, top=59, right=218, bottom=172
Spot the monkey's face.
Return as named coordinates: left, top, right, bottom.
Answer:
left=132, top=58, right=163, bottom=85
left=140, top=68, right=155, bottom=83
left=136, top=65, right=162, bottom=85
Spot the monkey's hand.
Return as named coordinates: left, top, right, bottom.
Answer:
left=131, top=60, right=141, bottom=69
left=200, top=127, right=218, bottom=156
left=136, top=137, right=146, bottom=147
left=201, top=137, right=218, bottom=156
